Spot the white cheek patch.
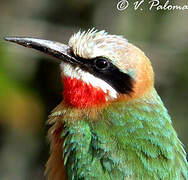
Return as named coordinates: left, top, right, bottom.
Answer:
left=60, top=63, right=117, bottom=99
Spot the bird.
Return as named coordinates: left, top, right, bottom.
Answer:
left=5, top=29, right=188, bottom=180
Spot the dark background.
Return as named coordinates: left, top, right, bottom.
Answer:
left=0, top=0, right=188, bottom=179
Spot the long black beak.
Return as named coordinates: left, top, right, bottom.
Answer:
left=4, top=37, right=80, bottom=65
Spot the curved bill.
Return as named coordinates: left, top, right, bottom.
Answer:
left=4, top=37, right=79, bottom=65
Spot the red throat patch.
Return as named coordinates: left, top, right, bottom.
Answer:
left=62, top=76, right=108, bottom=108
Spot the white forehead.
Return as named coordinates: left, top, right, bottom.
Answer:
left=68, top=29, right=128, bottom=61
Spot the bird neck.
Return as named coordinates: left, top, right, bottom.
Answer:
left=62, top=76, right=109, bottom=108
left=46, top=88, right=188, bottom=179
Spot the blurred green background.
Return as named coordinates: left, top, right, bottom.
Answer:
left=0, top=0, right=187, bottom=179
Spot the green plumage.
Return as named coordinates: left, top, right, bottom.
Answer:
left=5, top=29, right=187, bottom=180
left=59, top=88, right=188, bottom=180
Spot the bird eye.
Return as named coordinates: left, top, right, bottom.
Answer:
left=94, top=57, right=110, bottom=70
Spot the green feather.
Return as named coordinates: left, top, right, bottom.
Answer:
left=60, top=89, right=188, bottom=180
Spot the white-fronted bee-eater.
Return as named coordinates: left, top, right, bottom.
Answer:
left=5, top=29, right=188, bottom=180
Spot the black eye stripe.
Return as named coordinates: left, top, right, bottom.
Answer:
left=68, top=51, right=134, bottom=94
left=91, top=59, right=134, bottom=94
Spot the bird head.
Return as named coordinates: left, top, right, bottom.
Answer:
left=5, top=29, right=154, bottom=108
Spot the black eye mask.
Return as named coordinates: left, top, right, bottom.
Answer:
left=70, top=51, right=134, bottom=95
